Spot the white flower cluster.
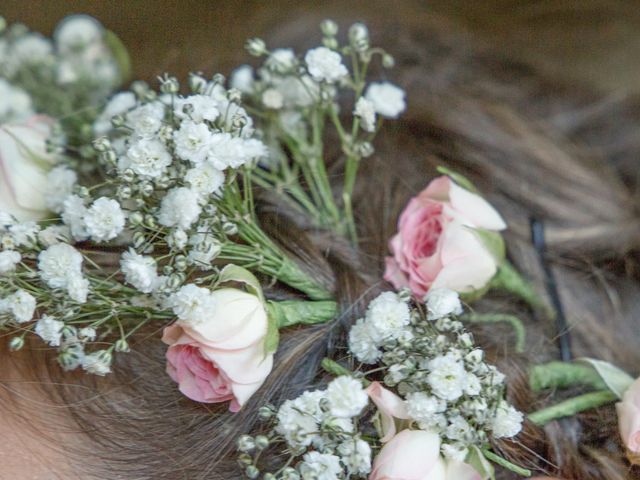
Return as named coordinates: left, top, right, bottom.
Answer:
left=349, top=289, right=523, bottom=460
left=0, top=15, right=122, bottom=123
left=238, top=376, right=372, bottom=479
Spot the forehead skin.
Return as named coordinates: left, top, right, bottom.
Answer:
left=0, top=355, right=77, bottom=479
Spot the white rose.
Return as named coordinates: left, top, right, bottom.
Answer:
left=0, top=116, right=58, bottom=221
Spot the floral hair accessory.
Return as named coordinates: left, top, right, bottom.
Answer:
left=235, top=289, right=530, bottom=479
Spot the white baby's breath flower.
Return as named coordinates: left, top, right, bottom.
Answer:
left=276, top=390, right=326, bottom=449
left=121, top=249, right=158, bottom=293
left=174, top=95, right=220, bottom=123
left=326, top=376, right=368, bottom=418
left=491, top=401, right=523, bottom=438
left=365, top=82, right=406, bottom=118
left=230, top=65, right=254, bottom=93
left=266, top=48, right=297, bottom=72
left=262, top=88, right=284, bottom=109
left=185, top=164, right=225, bottom=196
left=405, top=391, right=447, bottom=425
left=173, top=120, right=214, bottom=164
left=120, top=138, right=172, bottom=178
left=126, top=102, right=165, bottom=137
left=348, top=317, right=381, bottom=364
left=305, top=47, right=348, bottom=83
left=0, top=250, right=21, bottom=274
left=62, top=194, right=89, bottom=240
left=78, top=327, right=97, bottom=341
left=35, top=315, right=65, bottom=346
left=299, top=451, right=342, bottom=480
left=441, top=443, right=469, bottom=463
left=82, top=350, right=112, bottom=375
left=166, top=228, right=188, bottom=250
left=169, top=284, right=217, bottom=325
left=446, top=415, right=474, bottom=443
left=187, top=233, right=221, bottom=269
left=55, top=15, right=103, bottom=50
left=38, top=224, right=71, bottom=246
left=84, top=197, right=126, bottom=242
left=13, top=34, right=53, bottom=64
left=38, top=243, right=83, bottom=289
left=366, top=291, right=411, bottom=342
left=158, top=187, right=202, bottom=230
left=9, top=222, right=40, bottom=248
left=425, top=288, right=463, bottom=320
left=338, top=439, right=372, bottom=476
left=427, top=352, right=468, bottom=401
left=354, top=97, right=377, bottom=132
left=6, top=290, right=36, bottom=323
left=45, top=166, right=77, bottom=213
left=0, top=79, right=33, bottom=122
left=67, top=273, right=89, bottom=304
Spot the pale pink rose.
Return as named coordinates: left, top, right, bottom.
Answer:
left=616, top=376, right=640, bottom=457
left=162, top=288, right=273, bottom=412
left=366, top=381, right=410, bottom=442
left=384, top=176, right=506, bottom=298
left=370, top=429, right=481, bottom=480
left=0, top=115, right=57, bottom=221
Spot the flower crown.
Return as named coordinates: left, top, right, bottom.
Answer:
left=1, top=15, right=636, bottom=479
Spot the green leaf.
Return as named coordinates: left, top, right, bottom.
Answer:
left=467, top=446, right=495, bottom=480
left=436, top=166, right=480, bottom=193
left=105, top=29, right=131, bottom=84
left=217, top=264, right=264, bottom=303
left=577, top=358, right=634, bottom=399
left=467, top=227, right=506, bottom=262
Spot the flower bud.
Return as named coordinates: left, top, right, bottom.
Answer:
left=227, top=88, right=242, bottom=103
left=133, top=231, right=147, bottom=249
left=143, top=214, right=157, bottom=229
left=382, top=53, right=396, bottom=69
left=9, top=337, right=24, bottom=351
left=254, top=435, right=269, bottom=450
left=173, top=255, right=187, bottom=272
left=117, top=186, right=132, bottom=200
left=189, top=73, right=207, bottom=94
left=114, top=339, right=130, bottom=353
left=163, top=265, right=174, bottom=276
left=61, top=325, right=78, bottom=339
left=357, top=141, right=374, bottom=158
left=322, top=37, right=339, bottom=50
left=100, top=150, right=117, bottom=165
left=282, top=467, right=301, bottom=480
left=92, top=137, right=112, bottom=152
left=222, top=222, right=238, bottom=235
left=121, top=168, right=136, bottom=183
left=263, top=474, right=277, bottom=480
left=131, top=80, right=150, bottom=99
left=321, top=19, right=339, bottom=37
left=236, top=434, right=255, bottom=452
left=246, top=38, right=267, bottom=57
left=245, top=466, right=259, bottom=479
left=140, top=182, right=154, bottom=197
left=129, top=212, right=144, bottom=226
left=258, top=404, right=276, bottom=420
left=110, top=114, right=126, bottom=128
left=349, top=22, right=370, bottom=52
left=159, top=75, right=180, bottom=94
left=77, top=186, right=90, bottom=198
left=237, top=453, right=253, bottom=466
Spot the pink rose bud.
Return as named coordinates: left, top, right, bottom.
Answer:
left=384, top=175, right=506, bottom=298
left=162, top=288, right=273, bottom=412
left=370, top=429, right=481, bottom=480
left=616, top=376, right=640, bottom=461
left=366, top=381, right=410, bottom=442
left=0, top=115, right=58, bottom=221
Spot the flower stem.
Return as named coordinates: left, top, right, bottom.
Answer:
left=462, top=313, right=526, bottom=353
left=482, top=449, right=532, bottom=477
left=491, top=261, right=548, bottom=314
left=528, top=390, right=618, bottom=426
left=529, top=362, right=607, bottom=392
left=267, top=300, right=337, bottom=328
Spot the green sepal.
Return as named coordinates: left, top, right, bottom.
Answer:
left=266, top=300, right=337, bottom=329
left=217, top=264, right=265, bottom=303
left=466, top=446, right=495, bottom=480
left=436, top=166, right=480, bottom=193
left=577, top=358, right=634, bottom=399
left=529, top=361, right=607, bottom=392
left=468, top=227, right=506, bottom=263
left=105, top=29, right=132, bottom=84
left=264, top=315, right=280, bottom=356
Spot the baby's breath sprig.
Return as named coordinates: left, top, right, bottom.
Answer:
left=233, top=19, right=405, bottom=243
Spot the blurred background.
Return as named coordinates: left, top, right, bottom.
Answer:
left=3, top=0, right=640, bottom=97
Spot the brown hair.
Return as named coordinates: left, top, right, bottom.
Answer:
left=2, top=6, right=640, bottom=480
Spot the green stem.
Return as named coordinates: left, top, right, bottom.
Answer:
left=482, top=450, right=532, bottom=477
left=528, top=390, right=618, bottom=426
left=462, top=313, right=526, bottom=353
left=529, top=362, right=607, bottom=392
left=491, top=261, right=548, bottom=314
left=267, top=300, right=337, bottom=328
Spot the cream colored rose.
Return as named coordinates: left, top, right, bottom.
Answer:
left=0, top=115, right=57, bottom=221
